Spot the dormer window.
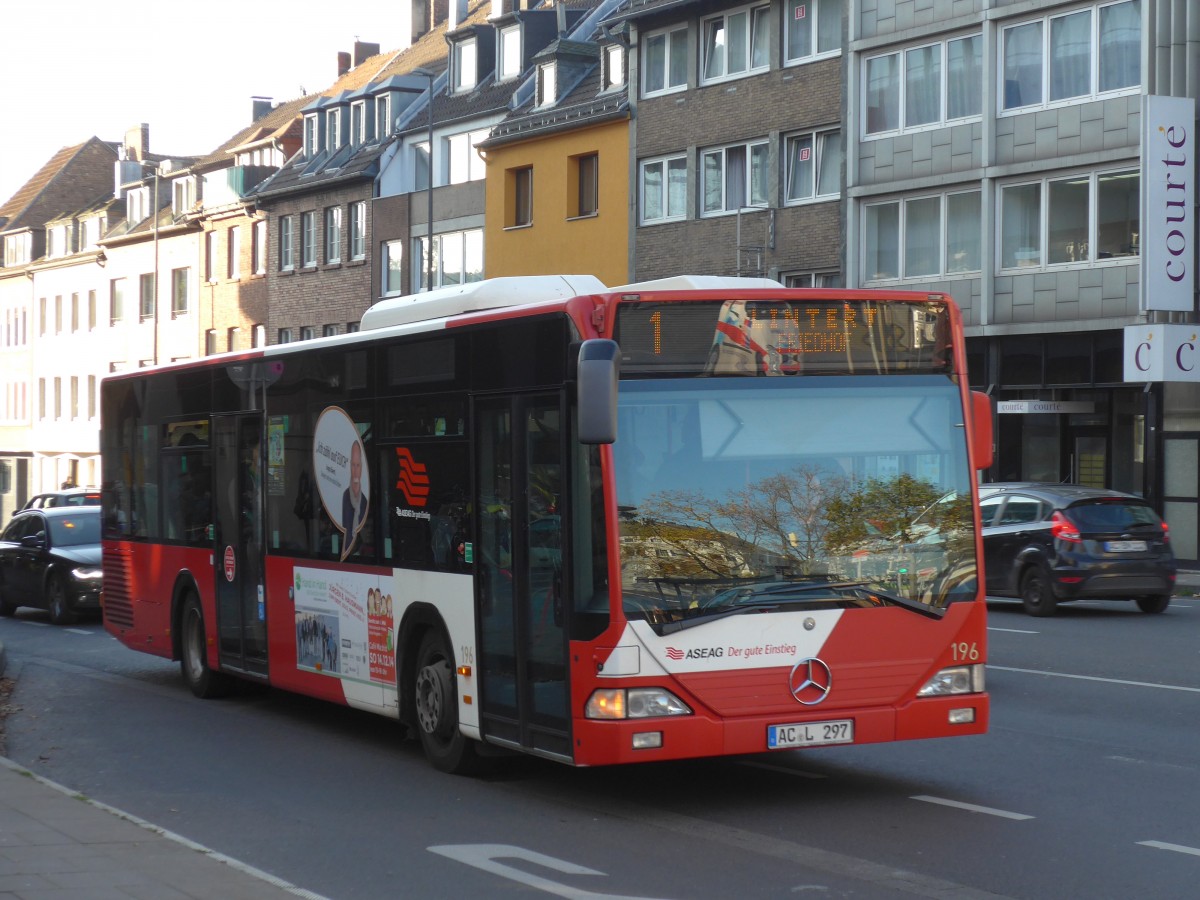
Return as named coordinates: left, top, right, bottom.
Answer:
left=602, top=44, right=625, bottom=90
left=172, top=177, right=196, bottom=216
left=304, top=115, right=320, bottom=157
left=351, top=100, right=368, bottom=146
left=47, top=224, right=71, bottom=258
left=80, top=217, right=101, bottom=251
left=327, top=109, right=342, bottom=151
left=499, top=25, right=522, bottom=80
left=3, top=233, right=31, bottom=267
left=127, top=187, right=149, bottom=225
left=376, top=95, right=392, bottom=139
left=453, top=38, right=478, bottom=92
left=537, top=61, right=557, bottom=107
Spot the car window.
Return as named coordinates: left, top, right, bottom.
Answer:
left=1069, top=501, right=1161, bottom=531
left=999, top=496, right=1043, bottom=525
left=1, top=516, right=28, bottom=542
left=48, top=512, right=101, bottom=547
left=979, top=495, right=1004, bottom=526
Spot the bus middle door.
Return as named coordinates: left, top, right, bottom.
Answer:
left=474, top=395, right=571, bottom=761
left=213, top=413, right=269, bottom=678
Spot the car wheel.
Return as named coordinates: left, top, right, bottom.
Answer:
left=47, top=574, right=76, bottom=626
left=1020, top=567, right=1058, bottom=617
left=179, top=593, right=233, bottom=699
left=1136, top=594, right=1170, bottom=614
left=413, top=629, right=486, bottom=775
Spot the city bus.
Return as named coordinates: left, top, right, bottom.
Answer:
left=100, top=274, right=993, bottom=773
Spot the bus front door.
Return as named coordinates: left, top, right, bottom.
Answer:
left=475, top=395, right=571, bottom=760
left=213, top=413, right=269, bottom=678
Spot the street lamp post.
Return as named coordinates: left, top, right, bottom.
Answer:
left=412, top=67, right=435, bottom=292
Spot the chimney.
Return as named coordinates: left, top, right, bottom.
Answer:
left=449, top=0, right=468, bottom=30
left=556, top=1, right=566, bottom=35
left=252, top=97, right=274, bottom=122
left=430, top=0, right=448, bottom=32
left=124, top=123, right=150, bottom=162
left=353, top=41, right=380, bottom=66
left=337, top=51, right=352, bottom=77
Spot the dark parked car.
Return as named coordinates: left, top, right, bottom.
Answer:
left=978, top=483, right=1176, bottom=616
left=0, top=506, right=102, bottom=624
left=18, top=487, right=101, bottom=513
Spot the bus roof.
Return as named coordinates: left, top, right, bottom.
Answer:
left=360, top=274, right=608, bottom=330
left=609, top=275, right=783, bottom=292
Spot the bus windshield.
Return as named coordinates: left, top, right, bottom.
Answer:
left=612, top=376, right=977, bottom=624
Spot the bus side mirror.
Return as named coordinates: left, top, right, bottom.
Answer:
left=971, top=391, right=993, bottom=471
left=577, top=339, right=619, bottom=445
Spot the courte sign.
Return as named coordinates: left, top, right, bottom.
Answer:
left=1124, top=323, right=1200, bottom=382
left=1140, top=95, right=1196, bottom=313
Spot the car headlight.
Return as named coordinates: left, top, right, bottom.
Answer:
left=918, top=664, right=985, bottom=696
left=585, top=688, right=692, bottom=719
left=68, top=567, right=103, bottom=583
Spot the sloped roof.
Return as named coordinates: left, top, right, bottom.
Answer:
left=0, top=138, right=119, bottom=233
left=191, top=95, right=312, bottom=171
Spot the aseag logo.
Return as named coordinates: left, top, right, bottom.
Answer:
left=394, top=447, right=430, bottom=507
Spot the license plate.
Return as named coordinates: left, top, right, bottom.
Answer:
left=767, top=719, right=854, bottom=749
left=1105, top=540, right=1147, bottom=552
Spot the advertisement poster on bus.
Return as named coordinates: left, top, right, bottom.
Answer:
left=313, top=406, right=371, bottom=560
left=293, top=566, right=395, bottom=685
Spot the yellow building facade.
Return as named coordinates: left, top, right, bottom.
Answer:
left=483, top=118, right=630, bottom=289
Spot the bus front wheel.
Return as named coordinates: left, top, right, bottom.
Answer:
left=179, top=594, right=233, bottom=699
left=413, top=630, right=484, bottom=774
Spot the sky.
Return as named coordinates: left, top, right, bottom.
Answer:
left=0, top=1, right=412, bottom=207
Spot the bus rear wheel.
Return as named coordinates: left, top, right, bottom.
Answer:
left=414, top=630, right=485, bottom=775
left=180, top=594, right=233, bottom=699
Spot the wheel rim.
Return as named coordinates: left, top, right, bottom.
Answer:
left=183, top=607, right=205, bottom=682
left=415, top=659, right=451, bottom=737
left=49, top=580, right=66, bottom=618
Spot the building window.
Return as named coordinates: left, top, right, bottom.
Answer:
left=1002, top=1, right=1140, bottom=112
left=413, top=229, right=484, bottom=292
left=54, top=377, right=61, bottom=419
left=4, top=233, right=31, bottom=266
left=999, top=169, right=1139, bottom=270
left=300, top=326, right=316, bottom=341
left=54, top=296, right=63, bottom=333
left=253, top=324, right=265, bottom=347
left=70, top=377, right=79, bottom=419
left=278, top=328, right=294, bottom=344
left=205, top=232, right=217, bottom=283
left=279, top=216, right=295, bottom=271
left=508, top=167, right=533, bottom=228
left=88, top=375, right=96, bottom=419
left=71, top=293, right=79, bottom=332
left=88, top=290, right=97, bottom=330
left=172, top=177, right=196, bottom=215
left=376, top=95, right=391, bottom=139
left=301, top=212, right=317, bottom=267
left=110, top=279, right=125, bottom=324
left=643, top=25, right=688, bottom=96
left=784, top=271, right=844, bottom=288
left=864, top=33, right=981, bottom=136
left=328, top=108, right=342, bottom=151
left=453, top=38, right=477, bottom=92
left=415, top=141, right=432, bottom=191
left=499, top=25, right=522, bottom=80
left=171, top=267, right=190, bottom=315
left=602, top=44, right=625, bottom=90
left=205, top=329, right=217, bottom=355
left=640, top=155, right=688, bottom=224
left=139, top=274, right=155, bottom=319
left=323, top=324, right=338, bottom=337
left=347, top=321, right=360, bottom=334
left=537, top=62, right=557, bottom=106
left=573, top=153, right=599, bottom=218
left=863, top=189, right=982, bottom=281
left=304, top=115, right=320, bottom=157
left=702, top=140, right=768, bottom=216
left=325, top=207, right=342, bottom=263
left=350, top=202, right=366, bottom=260
left=701, top=4, right=770, bottom=84
left=351, top=101, right=367, bottom=146
left=126, top=188, right=148, bottom=225
left=785, top=0, right=842, bottom=63
left=253, top=220, right=268, bottom=274
left=447, top=130, right=487, bottom=184
left=383, top=240, right=404, bottom=295
left=227, top=326, right=240, bottom=351
left=228, top=226, right=241, bottom=279
left=785, top=130, right=842, bottom=203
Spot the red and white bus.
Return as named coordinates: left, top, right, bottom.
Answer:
left=100, top=275, right=993, bottom=773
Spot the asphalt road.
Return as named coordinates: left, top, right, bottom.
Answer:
left=1, top=595, right=1198, bottom=899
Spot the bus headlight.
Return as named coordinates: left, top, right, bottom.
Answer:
left=917, top=665, right=984, bottom=697
left=585, top=688, right=692, bottom=719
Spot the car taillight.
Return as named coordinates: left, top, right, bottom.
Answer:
left=1161, top=520, right=1170, bottom=543
left=1051, top=510, right=1081, bottom=543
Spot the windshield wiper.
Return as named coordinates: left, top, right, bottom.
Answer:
left=657, top=580, right=944, bottom=634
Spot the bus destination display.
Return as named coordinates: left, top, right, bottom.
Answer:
left=613, top=299, right=951, bottom=376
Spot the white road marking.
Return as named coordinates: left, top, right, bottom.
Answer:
left=990, top=665, right=1200, bottom=694
left=987, top=627, right=1039, bottom=634
left=65, top=628, right=94, bottom=635
left=1138, top=841, right=1200, bottom=857
left=911, top=795, right=1034, bottom=820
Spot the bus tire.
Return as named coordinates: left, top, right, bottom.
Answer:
left=413, top=629, right=485, bottom=775
left=179, top=593, right=233, bottom=699
left=1020, top=567, right=1057, bottom=617
left=47, top=573, right=76, bottom=625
